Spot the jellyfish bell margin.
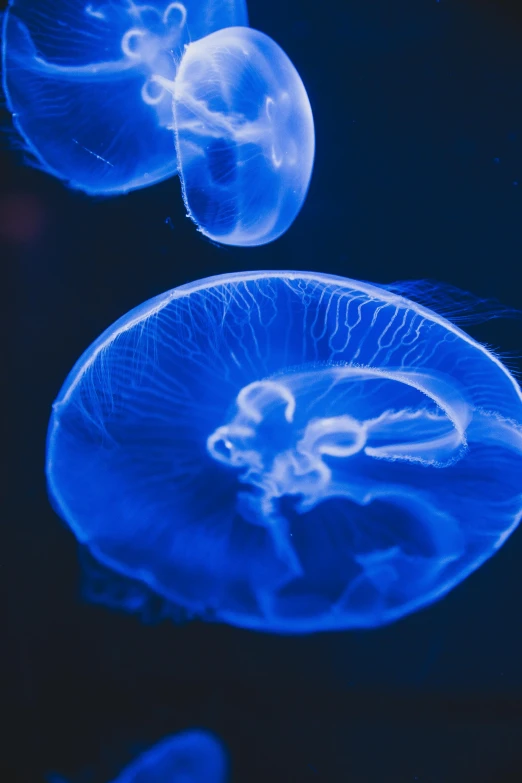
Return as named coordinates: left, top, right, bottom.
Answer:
left=46, top=270, right=522, bottom=634
left=1, top=0, right=248, bottom=195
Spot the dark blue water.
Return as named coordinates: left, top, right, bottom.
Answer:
left=3, top=1, right=522, bottom=781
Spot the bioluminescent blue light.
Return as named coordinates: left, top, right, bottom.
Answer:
left=1, top=0, right=248, bottom=194
left=52, top=730, right=228, bottom=783
left=168, top=27, right=315, bottom=246
left=110, top=731, right=228, bottom=783
left=46, top=271, right=522, bottom=632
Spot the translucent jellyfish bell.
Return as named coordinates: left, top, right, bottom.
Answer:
left=109, top=731, right=228, bottom=783
left=1, top=0, right=248, bottom=194
left=52, top=730, right=228, bottom=783
left=46, top=271, right=522, bottom=632
left=165, top=27, right=315, bottom=246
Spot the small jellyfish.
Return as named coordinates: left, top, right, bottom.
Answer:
left=1, top=0, right=248, bottom=194
left=46, top=271, right=522, bottom=632
left=51, top=730, right=228, bottom=783
left=110, top=731, right=228, bottom=783
left=158, top=27, right=315, bottom=245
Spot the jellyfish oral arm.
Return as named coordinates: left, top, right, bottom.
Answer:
left=206, top=366, right=471, bottom=543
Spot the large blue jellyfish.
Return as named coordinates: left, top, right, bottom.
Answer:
left=51, top=730, right=228, bottom=783
left=46, top=271, right=522, bottom=632
left=1, top=0, right=248, bottom=194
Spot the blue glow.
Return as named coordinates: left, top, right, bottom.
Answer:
left=46, top=271, right=522, bottom=632
left=108, top=731, right=228, bottom=783
left=1, top=0, right=248, bottom=194
left=169, top=27, right=315, bottom=246
left=48, top=730, right=228, bottom=783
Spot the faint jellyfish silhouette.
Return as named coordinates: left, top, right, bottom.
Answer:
left=50, top=730, right=228, bottom=783
left=46, top=271, right=522, bottom=632
left=109, top=731, right=228, bottom=783
left=155, top=27, right=315, bottom=246
left=1, top=0, right=248, bottom=194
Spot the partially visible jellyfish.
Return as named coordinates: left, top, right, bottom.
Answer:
left=3, top=7, right=315, bottom=245
left=109, top=731, right=228, bottom=783
left=50, top=730, right=228, bottom=783
left=46, top=271, right=522, bottom=632
left=1, top=0, right=248, bottom=194
left=162, top=27, right=315, bottom=245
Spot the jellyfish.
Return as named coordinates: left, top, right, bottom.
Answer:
left=1, top=0, right=248, bottom=194
left=50, top=730, right=228, bottom=783
left=46, top=271, right=522, bottom=632
left=110, top=731, right=228, bottom=783
left=3, top=9, right=315, bottom=245
left=161, top=27, right=315, bottom=246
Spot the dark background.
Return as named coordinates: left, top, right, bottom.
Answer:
left=3, top=0, right=522, bottom=781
